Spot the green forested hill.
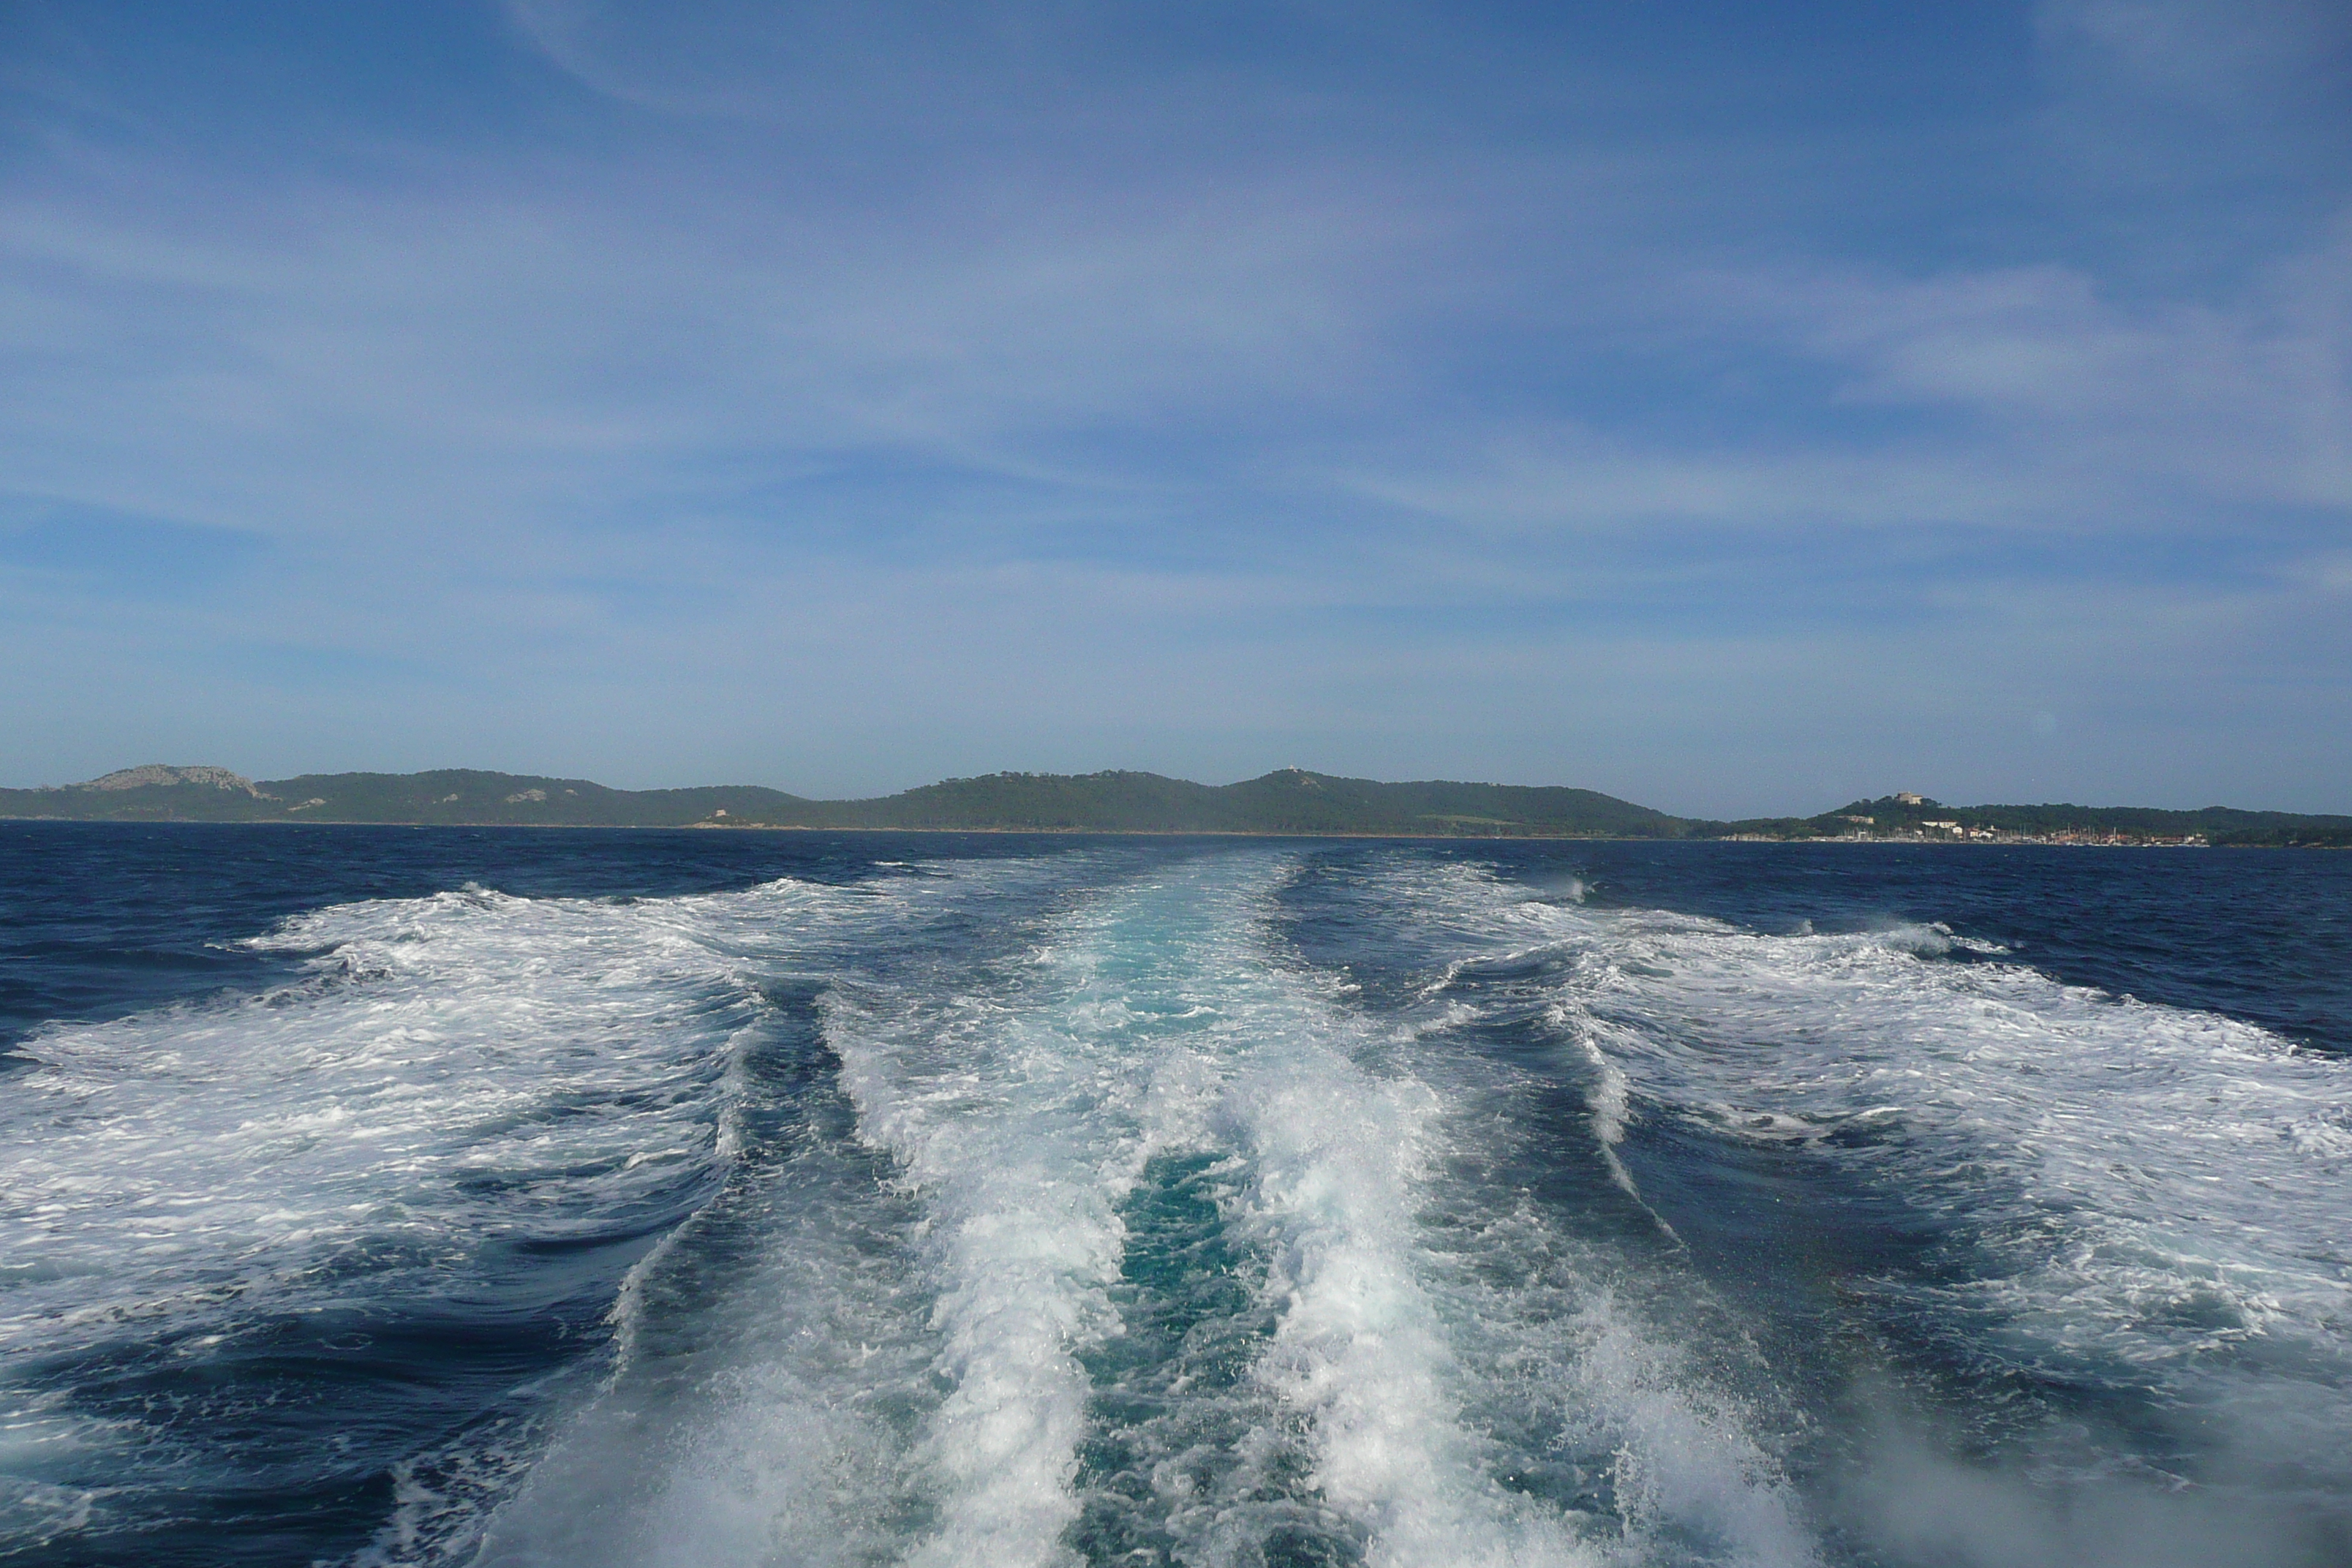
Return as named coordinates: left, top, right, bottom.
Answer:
left=0, top=767, right=814, bottom=827
left=4, top=764, right=2346, bottom=844
left=0, top=764, right=1683, bottom=837
left=818, top=769, right=1686, bottom=836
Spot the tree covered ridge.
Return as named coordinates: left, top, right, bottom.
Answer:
left=3, top=767, right=2347, bottom=845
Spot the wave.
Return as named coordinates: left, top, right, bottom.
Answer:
left=1370, top=858, right=2352, bottom=1557
left=456, top=852, right=1816, bottom=1567
left=0, top=867, right=1005, bottom=1561
left=31, top=843, right=2322, bottom=1564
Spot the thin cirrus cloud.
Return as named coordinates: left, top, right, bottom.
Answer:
left=1354, top=235, right=2352, bottom=541
left=0, top=0, right=2345, bottom=812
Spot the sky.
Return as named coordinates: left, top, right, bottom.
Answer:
left=2, top=1, right=2348, bottom=815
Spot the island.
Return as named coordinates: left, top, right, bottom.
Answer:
left=4, top=766, right=2348, bottom=847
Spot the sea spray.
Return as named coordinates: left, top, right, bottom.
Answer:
left=10, top=830, right=2346, bottom=1567
left=1355, top=854, right=2352, bottom=1558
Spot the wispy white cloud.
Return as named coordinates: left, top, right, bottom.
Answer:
left=2037, top=0, right=2352, bottom=107
left=1782, top=250, right=2352, bottom=511
left=0, top=1, right=2346, bottom=807
left=1339, top=212, right=2352, bottom=543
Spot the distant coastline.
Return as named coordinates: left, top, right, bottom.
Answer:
left=5, top=765, right=2348, bottom=848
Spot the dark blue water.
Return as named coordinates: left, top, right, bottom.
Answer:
left=3, top=824, right=2348, bottom=1567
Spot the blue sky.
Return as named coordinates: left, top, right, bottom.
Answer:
left=3, top=1, right=2348, bottom=813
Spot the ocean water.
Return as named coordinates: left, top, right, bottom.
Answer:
left=1, top=826, right=2348, bottom=1568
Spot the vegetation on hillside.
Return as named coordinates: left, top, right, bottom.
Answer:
left=1730, top=794, right=2352, bottom=848
left=0, top=764, right=1684, bottom=837
left=4, top=766, right=2345, bottom=845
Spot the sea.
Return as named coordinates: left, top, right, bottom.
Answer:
left=2, top=823, right=2349, bottom=1568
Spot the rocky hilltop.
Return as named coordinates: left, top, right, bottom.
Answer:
left=59, top=765, right=272, bottom=796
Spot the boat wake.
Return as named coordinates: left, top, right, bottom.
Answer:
left=4, top=843, right=2345, bottom=1567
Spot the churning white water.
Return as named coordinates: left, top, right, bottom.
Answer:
left=6, top=840, right=2348, bottom=1567
left=460, top=854, right=1814, bottom=1567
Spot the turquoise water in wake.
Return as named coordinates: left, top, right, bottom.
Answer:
left=2, top=825, right=2348, bottom=1567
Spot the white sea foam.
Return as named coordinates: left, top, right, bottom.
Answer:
left=1604, top=921, right=2345, bottom=1379
left=0, top=868, right=989, bottom=1562
left=1387, top=861, right=2352, bottom=1466
left=463, top=1191, right=943, bottom=1568
left=472, top=856, right=1254, bottom=1567
left=825, top=968, right=1142, bottom=1568
left=0, top=877, right=906, bottom=1359
left=1047, top=862, right=1589, bottom=1566
left=816, top=862, right=1275, bottom=1567
left=1150, top=860, right=1810, bottom=1567
left=13, top=848, right=2018, bottom=1565
left=1225, top=1049, right=1606, bottom=1568
left=479, top=850, right=1820, bottom=1566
